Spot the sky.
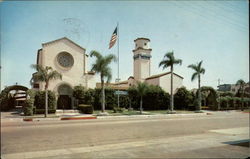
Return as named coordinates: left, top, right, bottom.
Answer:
left=0, top=0, right=249, bottom=91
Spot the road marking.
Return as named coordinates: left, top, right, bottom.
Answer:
left=2, top=132, right=248, bottom=159
left=210, top=127, right=249, bottom=135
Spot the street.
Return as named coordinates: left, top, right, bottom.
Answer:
left=1, top=111, right=249, bottom=158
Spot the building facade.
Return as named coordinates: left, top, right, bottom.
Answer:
left=99, top=38, right=183, bottom=94
left=32, top=37, right=95, bottom=109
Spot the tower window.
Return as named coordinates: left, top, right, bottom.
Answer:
left=144, top=43, right=147, bottom=46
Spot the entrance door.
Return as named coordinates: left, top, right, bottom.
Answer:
left=57, top=95, right=71, bottom=109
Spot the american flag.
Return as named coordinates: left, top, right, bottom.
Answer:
left=109, top=27, right=118, bottom=49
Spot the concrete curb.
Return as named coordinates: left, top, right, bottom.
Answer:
left=96, top=112, right=208, bottom=119
left=19, top=112, right=209, bottom=122
left=61, top=116, right=97, bottom=120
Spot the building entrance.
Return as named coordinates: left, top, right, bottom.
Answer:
left=57, top=95, right=71, bottom=109
left=57, top=84, right=73, bottom=109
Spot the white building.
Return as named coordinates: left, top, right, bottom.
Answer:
left=102, top=38, right=183, bottom=94
left=32, top=37, right=95, bottom=109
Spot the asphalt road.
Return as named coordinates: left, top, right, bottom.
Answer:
left=1, top=111, right=249, bottom=158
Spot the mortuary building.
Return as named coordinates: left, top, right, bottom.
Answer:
left=32, top=37, right=95, bottom=109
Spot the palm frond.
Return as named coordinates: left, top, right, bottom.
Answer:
left=90, top=50, right=103, bottom=59
left=31, top=71, right=46, bottom=83
left=102, top=67, right=112, bottom=83
left=158, top=60, right=167, bottom=68
left=48, top=70, right=62, bottom=81
left=200, top=68, right=205, bottom=74
left=174, top=59, right=182, bottom=65
left=188, top=64, right=197, bottom=71
left=136, top=82, right=148, bottom=96
left=31, top=64, right=45, bottom=72
left=191, top=72, right=198, bottom=81
left=104, top=54, right=117, bottom=64
left=198, top=61, right=203, bottom=69
left=188, top=61, right=205, bottom=82
left=164, top=51, right=174, bottom=60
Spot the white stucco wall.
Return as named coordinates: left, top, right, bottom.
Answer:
left=135, top=39, right=150, bottom=49
left=159, top=74, right=183, bottom=94
left=146, top=77, right=160, bottom=86
left=86, top=74, right=96, bottom=89
left=140, top=59, right=150, bottom=80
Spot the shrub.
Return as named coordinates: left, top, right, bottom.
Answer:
left=113, top=107, right=126, bottom=113
left=23, top=90, right=36, bottom=116
left=73, top=85, right=85, bottom=104
left=84, top=89, right=95, bottom=105
left=34, top=109, right=56, bottom=114
left=0, top=90, right=15, bottom=111
left=174, top=87, right=194, bottom=110
left=92, top=88, right=116, bottom=110
left=78, top=104, right=94, bottom=114
left=143, top=85, right=170, bottom=110
left=34, top=91, right=56, bottom=110
left=128, top=84, right=170, bottom=110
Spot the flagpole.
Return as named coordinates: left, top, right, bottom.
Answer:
left=117, top=22, right=120, bottom=108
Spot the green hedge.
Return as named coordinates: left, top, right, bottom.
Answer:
left=174, top=87, right=194, bottom=110
left=34, top=90, right=56, bottom=110
left=128, top=84, right=170, bottom=110
left=78, top=104, right=94, bottom=114
left=0, top=90, right=15, bottom=111
left=23, top=90, right=36, bottom=116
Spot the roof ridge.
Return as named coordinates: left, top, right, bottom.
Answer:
left=42, top=37, right=86, bottom=51
left=146, top=72, right=183, bottom=80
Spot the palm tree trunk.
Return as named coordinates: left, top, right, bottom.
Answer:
left=170, top=66, right=174, bottom=112
left=45, top=89, right=48, bottom=118
left=101, top=80, right=105, bottom=113
left=198, top=75, right=201, bottom=111
left=140, top=96, right=142, bottom=114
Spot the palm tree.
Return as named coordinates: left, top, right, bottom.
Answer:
left=31, top=64, right=62, bottom=117
left=236, top=79, right=246, bottom=109
left=159, top=51, right=182, bottom=112
left=188, top=61, right=205, bottom=111
left=136, top=82, right=148, bottom=114
left=90, top=50, right=116, bottom=113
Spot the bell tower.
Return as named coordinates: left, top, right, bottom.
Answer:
left=133, top=38, right=152, bottom=81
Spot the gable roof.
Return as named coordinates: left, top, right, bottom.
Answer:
left=42, top=37, right=86, bottom=51
left=145, top=72, right=184, bottom=80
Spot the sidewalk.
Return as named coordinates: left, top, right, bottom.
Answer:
left=1, top=110, right=243, bottom=122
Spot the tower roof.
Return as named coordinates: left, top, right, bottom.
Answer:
left=134, top=38, right=150, bottom=42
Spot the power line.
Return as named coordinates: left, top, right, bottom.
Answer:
left=172, top=1, right=247, bottom=33
left=182, top=1, right=248, bottom=30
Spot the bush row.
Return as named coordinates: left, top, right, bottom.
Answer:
left=73, top=85, right=170, bottom=110
left=24, top=90, right=56, bottom=116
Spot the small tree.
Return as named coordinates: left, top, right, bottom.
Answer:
left=31, top=64, right=62, bottom=117
left=90, top=50, right=116, bottom=113
left=159, top=51, right=182, bottom=113
left=73, top=85, right=86, bottom=104
left=188, top=61, right=205, bottom=112
left=136, top=82, right=148, bottom=114
left=174, top=87, right=193, bottom=110
left=236, top=79, right=246, bottom=109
